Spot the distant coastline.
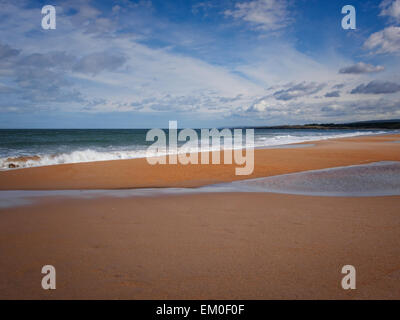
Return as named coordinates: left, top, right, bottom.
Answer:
left=254, top=119, right=400, bottom=130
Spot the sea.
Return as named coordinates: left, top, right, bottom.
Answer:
left=0, top=128, right=395, bottom=169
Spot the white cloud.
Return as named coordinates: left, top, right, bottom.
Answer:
left=364, top=26, right=400, bottom=54
left=0, top=0, right=399, bottom=125
left=224, top=0, right=291, bottom=32
left=240, top=95, right=400, bottom=124
left=380, top=0, right=400, bottom=22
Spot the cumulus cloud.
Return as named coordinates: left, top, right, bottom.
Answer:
left=244, top=97, right=290, bottom=118
left=0, top=44, right=85, bottom=107
left=364, top=26, right=400, bottom=54
left=350, top=80, right=400, bottom=94
left=273, top=82, right=325, bottom=101
left=224, top=0, right=291, bottom=31
left=339, top=62, right=384, bottom=74
left=325, top=91, right=340, bottom=98
left=0, top=43, right=130, bottom=108
left=1, top=0, right=400, bottom=125
left=238, top=94, right=400, bottom=123
left=321, top=99, right=400, bottom=119
left=140, top=93, right=246, bottom=113
left=380, top=0, right=400, bottom=22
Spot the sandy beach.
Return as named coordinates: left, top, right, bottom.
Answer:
left=1, top=134, right=400, bottom=190
left=1, top=134, right=400, bottom=299
left=3, top=0, right=400, bottom=304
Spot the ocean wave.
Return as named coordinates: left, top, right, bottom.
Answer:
left=0, top=130, right=388, bottom=170
left=253, top=130, right=385, bottom=147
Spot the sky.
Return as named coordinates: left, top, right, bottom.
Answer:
left=0, top=0, right=399, bottom=128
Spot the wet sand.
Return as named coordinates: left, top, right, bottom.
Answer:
left=0, top=193, right=400, bottom=299
left=0, top=133, right=400, bottom=299
left=1, top=134, right=400, bottom=190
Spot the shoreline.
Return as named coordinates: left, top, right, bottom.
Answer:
left=0, top=129, right=394, bottom=171
left=1, top=133, right=400, bottom=299
left=0, top=133, right=399, bottom=190
left=1, top=160, right=400, bottom=210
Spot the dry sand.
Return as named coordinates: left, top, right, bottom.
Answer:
left=0, top=134, right=400, bottom=299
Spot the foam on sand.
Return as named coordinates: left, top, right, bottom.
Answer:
left=225, top=161, right=400, bottom=197
left=1, top=162, right=400, bottom=208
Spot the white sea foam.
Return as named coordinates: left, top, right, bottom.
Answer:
left=222, top=161, right=400, bottom=197
left=0, top=130, right=388, bottom=169
left=253, top=130, right=388, bottom=147
left=1, top=161, right=399, bottom=208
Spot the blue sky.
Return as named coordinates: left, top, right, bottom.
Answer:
left=0, top=0, right=399, bottom=128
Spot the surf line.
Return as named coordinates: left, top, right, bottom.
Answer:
left=145, top=121, right=255, bottom=175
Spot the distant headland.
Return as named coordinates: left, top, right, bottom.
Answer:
left=254, top=119, right=400, bottom=130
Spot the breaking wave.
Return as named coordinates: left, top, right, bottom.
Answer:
left=0, top=130, right=389, bottom=170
